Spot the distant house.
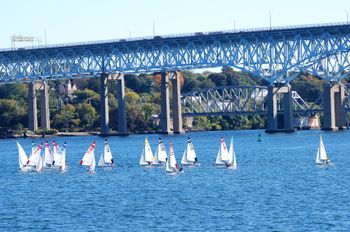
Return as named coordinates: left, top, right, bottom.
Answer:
left=58, top=80, right=77, bottom=96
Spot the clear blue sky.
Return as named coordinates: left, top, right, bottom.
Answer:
left=0, top=0, right=349, bottom=48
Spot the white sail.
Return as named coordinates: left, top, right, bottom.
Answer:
left=186, top=141, right=196, bottom=162
left=139, top=149, right=147, bottom=165
left=103, top=140, right=113, bottom=164
left=169, top=143, right=177, bottom=169
left=153, top=149, right=160, bottom=164
left=27, top=144, right=42, bottom=167
left=44, top=141, right=53, bottom=165
left=17, top=142, right=28, bottom=170
left=144, top=138, right=153, bottom=162
left=36, top=155, right=43, bottom=172
left=228, top=137, right=237, bottom=168
left=182, top=138, right=197, bottom=165
left=181, top=148, right=189, bottom=164
left=315, top=148, right=321, bottom=164
left=98, top=153, right=107, bottom=166
left=220, top=138, right=229, bottom=162
left=52, top=141, right=62, bottom=166
left=215, top=138, right=228, bottom=165
left=166, top=155, right=174, bottom=173
left=158, top=140, right=167, bottom=162
left=80, top=141, right=96, bottom=167
left=215, top=148, right=224, bottom=165
left=316, top=135, right=329, bottom=164
left=89, top=150, right=96, bottom=172
left=60, top=146, right=66, bottom=171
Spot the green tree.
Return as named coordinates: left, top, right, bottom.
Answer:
left=0, top=99, right=26, bottom=129
left=53, top=104, right=80, bottom=130
left=76, top=103, right=97, bottom=129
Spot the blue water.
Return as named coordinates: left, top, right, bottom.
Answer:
left=1, top=130, right=350, bottom=231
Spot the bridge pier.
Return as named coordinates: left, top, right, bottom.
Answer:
left=322, top=83, right=346, bottom=130
left=171, top=72, right=184, bottom=134
left=117, top=73, right=128, bottom=135
left=40, top=82, right=50, bottom=130
left=100, top=73, right=109, bottom=135
left=28, top=82, right=38, bottom=131
left=266, top=84, right=295, bottom=133
left=160, top=72, right=172, bottom=134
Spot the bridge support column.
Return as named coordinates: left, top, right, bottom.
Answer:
left=28, top=82, right=38, bottom=131
left=322, top=83, right=346, bottom=130
left=266, top=84, right=295, bottom=133
left=160, top=72, right=172, bottom=134
left=283, top=84, right=293, bottom=130
left=171, top=72, right=184, bottom=134
left=40, top=82, right=50, bottom=130
left=117, top=73, right=128, bottom=135
left=266, top=85, right=278, bottom=132
left=100, top=73, right=109, bottom=135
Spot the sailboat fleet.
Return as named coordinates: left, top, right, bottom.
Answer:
left=17, top=140, right=67, bottom=172
left=16, top=133, right=332, bottom=173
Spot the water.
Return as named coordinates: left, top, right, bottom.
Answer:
left=1, top=130, right=350, bottom=231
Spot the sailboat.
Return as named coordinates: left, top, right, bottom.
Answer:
left=17, top=142, right=33, bottom=172
left=215, top=137, right=229, bottom=166
left=80, top=141, right=96, bottom=172
left=98, top=139, right=114, bottom=167
left=226, top=137, right=237, bottom=168
left=26, top=142, right=43, bottom=172
left=43, top=141, right=54, bottom=168
left=139, top=137, right=154, bottom=165
left=52, top=141, right=62, bottom=168
left=60, top=142, right=67, bottom=172
left=181, top=137, right=198, bottom=165
left=166, top=142, right=182, bottom=173
left=153, top=138, right=167, bottom=165
left=316, top=135, right=331, bottom=165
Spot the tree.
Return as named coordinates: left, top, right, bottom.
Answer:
left=208, top=73, right=227, bottom=86
left=76, top=103, right=97, bottom=130
left=0, top=99, right=26, bottom=129
left=53, top=104, right=80, bottom=130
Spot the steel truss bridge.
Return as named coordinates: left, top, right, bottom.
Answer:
left=1, top=22, right=350, bottom=83
left=181, top=85, right=350, bottom=117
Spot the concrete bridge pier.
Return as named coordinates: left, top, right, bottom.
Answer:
left=160, top=72, right=172, bottom=134
left=40, top=82, right=50, bottom=130
left=322, top=83, right=346, bottom=130
left=100, top=73, right=109, bottom=135
left=266, top=84, right=295, bottom=133
left=117, top=73, right=128, bottom=135
left=171, top=72, right=184, bottom=134
left=28, top=82, right=38, bottom=131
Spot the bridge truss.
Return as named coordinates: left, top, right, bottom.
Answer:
left=181, top=85, right=327, bottom=117
left=1, top=23, right=350, bottom=83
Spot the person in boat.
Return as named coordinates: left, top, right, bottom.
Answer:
left=194, top=157, right=198, bottom=164
left=111, top=159, right=114, bottom=164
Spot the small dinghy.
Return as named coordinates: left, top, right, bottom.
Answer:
left=181, top=137, right=198, bottom=165
left=98, top=139, right=114, bottom=167
left=80, top=141, right=96, bottom=172
left=153, top=138, right=167, bottom=165
left=139, top=137, right=154, bottom=166
left=316, top=135, right=331, bottom=165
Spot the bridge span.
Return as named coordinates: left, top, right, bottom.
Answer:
left=1, top=22, right=350, bottom=133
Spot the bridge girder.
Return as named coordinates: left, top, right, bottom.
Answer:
left=1, top=23, right=350, bottom=83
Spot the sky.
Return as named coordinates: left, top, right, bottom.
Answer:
left=0, top=0, right=349, bottom=48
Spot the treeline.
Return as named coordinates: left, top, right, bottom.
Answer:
left=0, top=67, right=327, bottom=135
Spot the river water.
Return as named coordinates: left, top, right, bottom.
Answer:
left=0, top=130, right=350, bottom=231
